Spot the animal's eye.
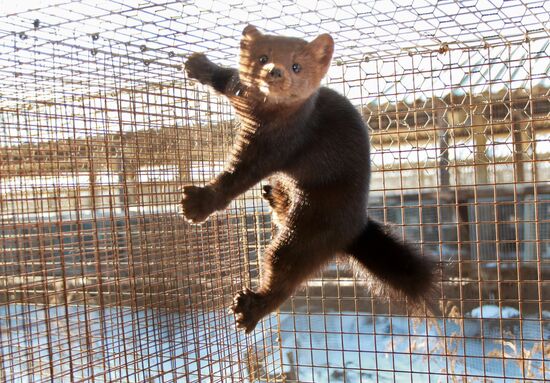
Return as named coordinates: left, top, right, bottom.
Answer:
left=292, top=63, right=301, bottom=73
left=259, top=55, right=268, bottom=64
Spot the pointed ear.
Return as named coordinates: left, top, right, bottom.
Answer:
left=242, top=25, right=262, bottom=41
left=307, top=34, right=334, bottom=67
left=241, top=25, right=262, bottom=51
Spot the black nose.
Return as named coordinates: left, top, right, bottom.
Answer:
left=269, top=67, right=282, bottom=78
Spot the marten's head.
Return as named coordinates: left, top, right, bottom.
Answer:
left=239, top=25, right=334, bottom=105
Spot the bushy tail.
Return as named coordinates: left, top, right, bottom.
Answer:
left=346, top=219, right=440, bottom=307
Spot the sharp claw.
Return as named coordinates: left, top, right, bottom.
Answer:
left=230, top=288, right=261, bottom=333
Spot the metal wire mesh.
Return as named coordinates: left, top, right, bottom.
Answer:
left=1, top=1, right=549, bottom=382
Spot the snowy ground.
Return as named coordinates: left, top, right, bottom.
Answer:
left=0, top=304, right=548, bottom=382
left=277, top=311, right=549, bottom=383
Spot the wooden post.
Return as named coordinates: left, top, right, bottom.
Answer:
left=511, top=110, right=532, bottom=184
left=435, top=98, right=451, bottom=191
left=471, top=102, right=489, bottom=185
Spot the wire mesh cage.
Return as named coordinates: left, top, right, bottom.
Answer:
left=0, top=1, right=549, bottom=382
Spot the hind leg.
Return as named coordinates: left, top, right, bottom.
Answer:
left=230, top=229, right=336, bottom=332
left=262, top=179, right=292, bottom=227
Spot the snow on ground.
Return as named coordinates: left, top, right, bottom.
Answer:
left=468, top=305, right=520, bottom=319
left=277, top=310, right=549, bottom=383
left=0, top=304, right=548, bottom=382
left=0, top=304, right=263, bottom=382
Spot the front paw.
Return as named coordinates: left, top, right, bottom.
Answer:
left=229, top=288, right=265, bottom=333
left=185, top=53, right=214, bottom=83
left=179, top=185, right=217, bottom=224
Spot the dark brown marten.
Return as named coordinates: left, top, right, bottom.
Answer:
left=181, top=25, right=438, bottom=333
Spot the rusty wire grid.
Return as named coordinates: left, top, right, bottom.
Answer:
left=0, top=0, right=549, bottom=382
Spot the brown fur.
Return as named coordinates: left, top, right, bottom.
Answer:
left=262, top=177, right=292, bottom=228
left=239, top=27, right=333, bottom=107
left=181, top=26, right=438, bottom=333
